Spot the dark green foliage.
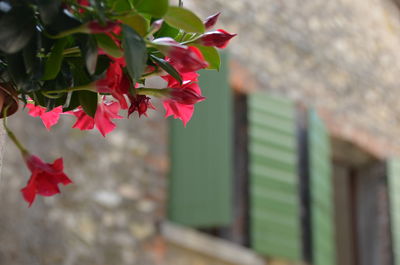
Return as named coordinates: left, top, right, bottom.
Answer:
left=79, top=90, right=98, bottom=117
left=0, top=4, right=35, bottom=54
left=150, top=55, right=182, bottom=84
left=37, top=0, right=62, bottom=25
left=122, top=25, right=147, bottom=83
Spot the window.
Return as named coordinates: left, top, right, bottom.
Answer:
left=332, top=138, right=392, bottom=265
left=167, top=60, right=399, bottom=265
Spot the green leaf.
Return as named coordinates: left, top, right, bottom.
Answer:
left=6, top=52, right=28, bottom=88
left=89, top=0, right=107, bottom=23
left=154, top=21, right=180, bottom=39
left=120, top=14, right=149, bottom=37
left=110, top=0, right=133, bottom=12
left=150, top=55, right=182, bottom=84
left=46, top=9, right=82, bottom=34
left=164, top=7, right=205, bottom=33
left=135, top=0, right=169, bottom=18
left=81, top=35, right=98, bottom=76
left=79, top=91, right=98, bottom=118
left=0, top=5, right=35, bottom=53
left=23, top=32, right=41, bottom=76
left=191, top=44, right=220, bottom=70
left=67, top=57, right=92, bottom=86
left=95, top=55, right=112, bottom=75
left=37, top=0, right=61, bottom=25
left=122, top=24, right=147, bottom=83
left=43, top=38, right=68, bottom=80
left=95, top=34, right=123, bottom=58
left=63, top=92, right=80, bottom=112
left=30, top=91, right=47, bottom=107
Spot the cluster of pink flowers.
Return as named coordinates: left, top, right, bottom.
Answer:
left=15, top=12, right=235, bottom=206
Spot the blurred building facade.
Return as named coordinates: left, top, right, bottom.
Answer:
left=3, top=0, right=400, bottom=264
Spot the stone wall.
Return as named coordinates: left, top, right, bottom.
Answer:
left=2, top=0, right=400, bottom=264
left=0, top=104, right=168, bottom=265
left=187, top=0, right=400, bottom=155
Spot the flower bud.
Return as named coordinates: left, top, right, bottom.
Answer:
left=170, top=87, right=205, bottom=105
left=204, top=12, right=221, bottom=30
left=153, top=38, right=208, bottom=72
left=195, top=29, right=236, bottom=49
left=149, top=19, right=164, bottom=35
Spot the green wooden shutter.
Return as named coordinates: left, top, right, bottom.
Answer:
left=388, top=158, right=400, bottom=265
left=249, top=93, right=302, bottom=260
left=167, top=53, right=232, bottom=227
left=309, top=110, right=336, bottom=265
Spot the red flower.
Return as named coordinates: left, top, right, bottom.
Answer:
left=70, top=100, right=123, bottom=137
left=195, top=29, right=236, bottom=49
left=169, top=46, right=208, bottom=73
left=76, top=0, right=90, bottom=13
left=96, top=62, right=129, bottom=109
left=163, top=101, right=194, bottom=126
left=77, top=0, right=89, bottom=6
left=21, top=155, right=72, bottom=207
left=128, top=94, right=155, bottom=117
left=204, top=12, right=221, bottom=30
left=26, top=104, right=63, bottom=131
left=162, top=71, right=204, bottom=126
left=153, top=38, right=208, bottom=73
left=87, top=21, right=119, bottom=34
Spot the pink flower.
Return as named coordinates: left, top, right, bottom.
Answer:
left=162, top=71, right=204, bottom=126
left=195, top=29, right=236, bottom=49
left=96, top=62, right=130, bottom=109
left=70, top=100, right=123, bottom=137
left=128, top=94, right=155, bottom=117
left=87, top=21, right=119, bottom=34
left=26, top=104, right=63, bottom=131
left=163, top=101, right=194, bottom=127
left=21, top=155, right=72, bottom=207
left=153, top=38, right=208, bottom=73
left=204, top=12, right=220, bottom=30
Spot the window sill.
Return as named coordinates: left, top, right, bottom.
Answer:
left=161, top=221, right=266, bottom=265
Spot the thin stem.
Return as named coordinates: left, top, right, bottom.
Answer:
left=136, top=88, right=169, bottom=97
left=44, top=25, right=87, bottom=39
left=2, top=106, right=28, bottom=156
left=42, top=85, right=94, bottom=98
left=142, top=68, right=162, bottom=78
left=63, top=47, right=81, bottom=56
left=41, top=91, right=64, bottom=99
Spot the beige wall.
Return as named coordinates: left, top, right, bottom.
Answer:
left=187, top=0, right=400, bottom=154
left=0, top=105, right=168, bottom=264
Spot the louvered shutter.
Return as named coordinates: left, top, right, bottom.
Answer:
left=249, top=93, right=302, bottom=260
left=388, top=158, right=400, bottom=265
left=167, top=53, right=233, bottom=227
left=309, top=110, right=336, bottom=265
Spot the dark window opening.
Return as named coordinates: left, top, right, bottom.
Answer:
left=331, top=137, right=393, bottom=265
left=199, top=91, right=250, bottom=247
